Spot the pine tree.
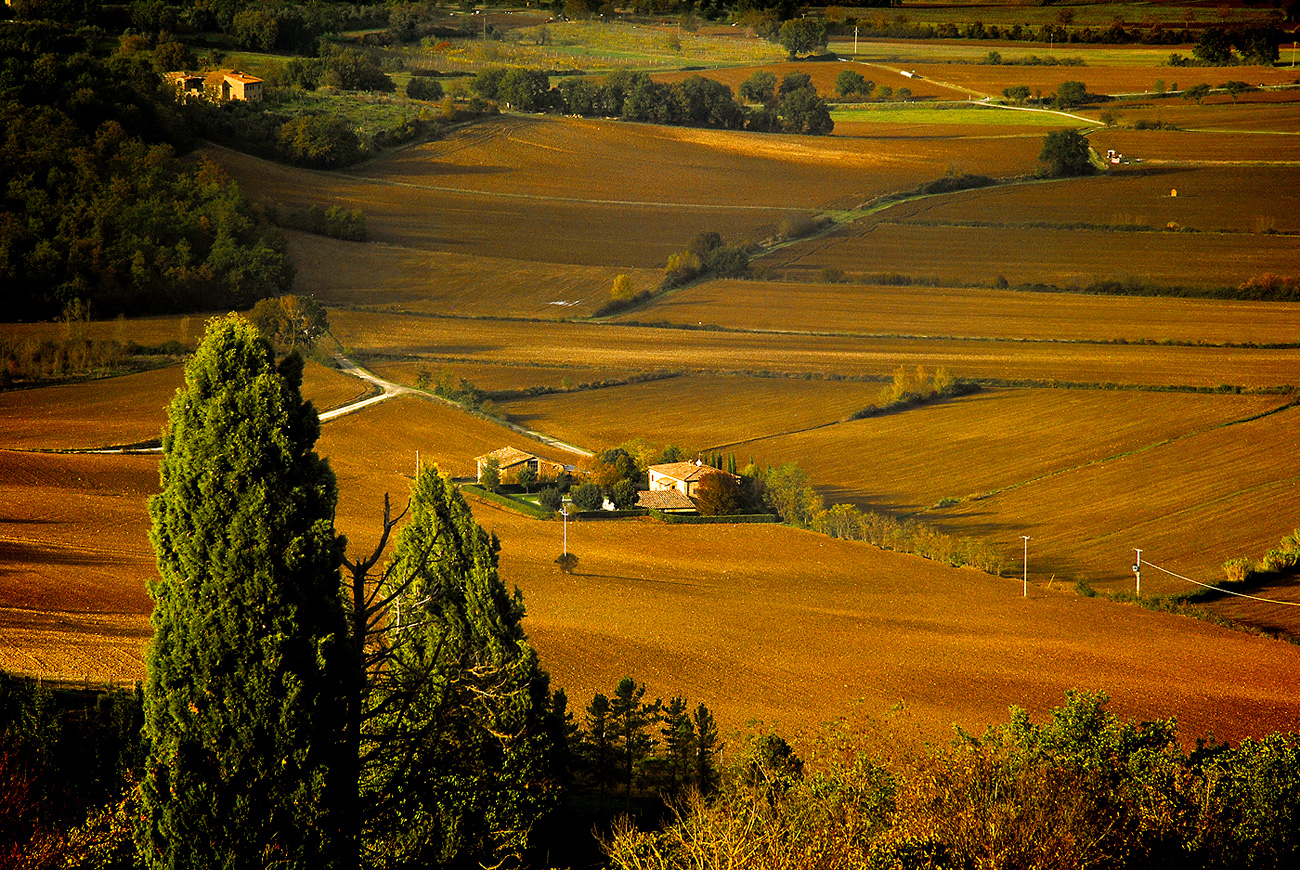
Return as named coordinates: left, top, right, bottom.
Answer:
left=693, top=703, right=720, bottom=796
left=608, top=677, right=659, bottom=812
left=661, top=697, right=696, bottom=797
left=358, top=467, right=556, bottom=868
left=140, top=315, right=350, bottom=868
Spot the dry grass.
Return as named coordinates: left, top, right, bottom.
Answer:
left=624, top=278, right=1300, bottom=344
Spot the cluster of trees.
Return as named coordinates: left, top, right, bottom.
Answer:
left=247, top=293, right=330, bottom=353
left=0, top=25, right=295, bottom=319
left=275, top=46, right=394, bottom=93
left=575, top=676, right=721, bottom=814
left=257, top=200, right=368, bottom=241
left=1220, top=527, right=1300, bottom=588
left=468, top=66, right=832, bottom=136
left=1039, top=129, right=1097, bottom=178
left=1189, top=25, right=1284, bottom=65
left=607, top=690, right=1300, bottom=870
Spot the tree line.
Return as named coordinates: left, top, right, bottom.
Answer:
left=470, top=66, right=833, bottom=136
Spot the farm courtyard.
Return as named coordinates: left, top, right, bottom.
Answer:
left=4, top=17, right=1300, bottom=749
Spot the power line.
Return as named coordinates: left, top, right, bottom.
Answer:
left=1140, top=558, right=1300, bottom=607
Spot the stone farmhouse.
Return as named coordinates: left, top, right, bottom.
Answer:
left=475, top=447, right=567, bottom=485
left=636, top=460, right=738, bottom=513
left=164, top=70, right=263, bottom=103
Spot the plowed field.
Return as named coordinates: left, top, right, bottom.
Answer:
left=771, top=219, right=1300, bottom=288
left=0, top=360, right=367, bottom=450
left=615, top=278, right=1300, bottom=344
left=331, top=310, right=1300, bottom=389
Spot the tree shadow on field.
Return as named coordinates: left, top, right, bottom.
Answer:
left=0, top=540, right=125, bottom=572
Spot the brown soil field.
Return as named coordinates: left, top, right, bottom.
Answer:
left=332, top=309, right=1300, bottom=389
left=941, top=403, right=1300, bottom=599
left=730, top=389, right=1287, bottom=514
left=477, top=501, right=1300, bottom=745
left=1091, top=127, right=1300, bottom=163
left=214, top=115, right=1049, bottom=272
left=772, top=219, right=1300, bottom=288
left=287, top=232, right=661, bottom=319
left=0, top=608, right=150, bottom=685
left=0, top=450, right=157, bottom=616
left=904, top=62, right=1300, bottom=100
left=619, top=278, right=1300, bottom=344
left=0, top=361, right=366, bottom=450
left=362, top=359, right=652, bottom=393
left=1118, top=99, right=1300, bottom=134
left=498, top=374, right=885, bottom=452
left=883, top=166, right=1300, bottom=234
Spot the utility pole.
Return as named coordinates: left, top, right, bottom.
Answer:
left=1134, top=548, right=1142, bottom=596
left=854, top=26, right=859, bottom=55
left=561, top=506, right=570, bottom=556
left=1022, top=535, right=1030, bottom=597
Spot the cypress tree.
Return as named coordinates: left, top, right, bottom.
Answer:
left=361, top=467, right=556, bottom=868
left=140, top=315, right=350, bottom=868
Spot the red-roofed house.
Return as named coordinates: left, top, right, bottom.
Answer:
left=475, top=447, right=567, bottom=485
left=647, top=460, right=734, bottom=498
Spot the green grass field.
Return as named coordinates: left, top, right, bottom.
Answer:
left=831, top=104, right=1092, bottom=125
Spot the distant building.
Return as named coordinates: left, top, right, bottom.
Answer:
left=164, top=69, right=263, bottom=103
left=475, top=446, right=567, bottom=484
left=646, top=460, right=736, bottom=498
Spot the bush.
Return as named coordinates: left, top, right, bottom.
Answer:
left=538, top=487, right=562, bottom=513
left=570, top=481, right=603, bottom=511
left=407, top=76, right=444, bottom=101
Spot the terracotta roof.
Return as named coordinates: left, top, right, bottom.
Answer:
left=475, top=446, right=537, bottom=468
left=649, top=461, right=723, bottom=484
left=636, top=489, right=696, bottom=511
left=222, top=70, right=263, bottom=84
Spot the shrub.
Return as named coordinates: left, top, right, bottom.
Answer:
left=538, top=487, right=562, bottom=513
left=570, top=481, right=604, bottom=511
left=407, top=75, right=444, bottom=101
left=554, top=552, right=578, bottom=573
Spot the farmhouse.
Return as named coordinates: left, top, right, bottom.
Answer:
left=646, top=460, right=730, bottom=498
left=164, top=70, right=264, bottom=103
left=475, top=446, right=566, bottom=484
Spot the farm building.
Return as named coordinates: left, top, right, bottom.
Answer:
left=475, top=446, right=566, bottom=484
left=647, top=460, right=737, bottom=498
left=164, top=70, right=263, bottom=103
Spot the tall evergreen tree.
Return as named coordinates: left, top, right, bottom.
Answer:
left=140, top=315, right=350, bottom=868
left=608, top=677, right=659, bottom=812
left=358, top=467, right=556, bottom=868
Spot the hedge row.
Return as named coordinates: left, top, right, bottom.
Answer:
left=459, top=484, right=557, bottom=520
left=648, top=511, right=779, bottom=525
